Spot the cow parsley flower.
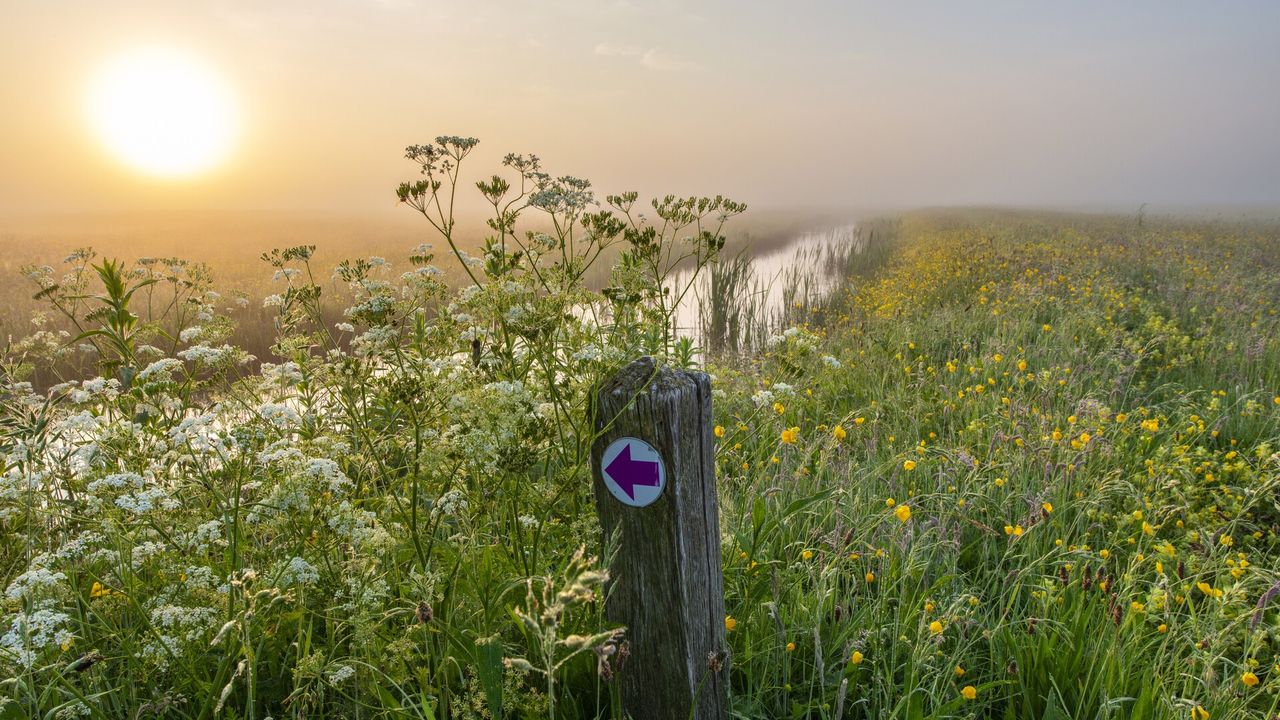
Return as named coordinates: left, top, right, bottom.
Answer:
left=304, top=458, right=352, bottom=493
left=1, top=607, right=73, bottom=668
left=280, top=557, right=320, bottom=586
left=258, top=403, right=302, bottom=431
left=5, top=567, right=67, bottom=601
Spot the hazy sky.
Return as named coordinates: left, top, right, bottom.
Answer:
left=3, top=0, right=1279, bottom=221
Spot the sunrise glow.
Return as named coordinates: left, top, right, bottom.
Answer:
left=87, top=47, right=237, bottom=178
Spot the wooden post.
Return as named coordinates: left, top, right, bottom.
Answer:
left=590, top=356, right=729, bottom=720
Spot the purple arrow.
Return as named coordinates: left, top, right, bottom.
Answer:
left=606, top=443, right=660, bottom=500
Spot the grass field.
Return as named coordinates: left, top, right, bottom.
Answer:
left=711, top=211, right=1280, bottom=718
left=3, top=200, right=1280, bottom=718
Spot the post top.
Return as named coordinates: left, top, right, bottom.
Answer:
left=600, top=356, right=708, bottom=399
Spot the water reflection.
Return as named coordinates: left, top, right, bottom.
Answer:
left=668, top=223, right=862, bottom=354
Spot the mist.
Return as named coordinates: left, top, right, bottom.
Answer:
left=2, top=0, right=1279, bottom=227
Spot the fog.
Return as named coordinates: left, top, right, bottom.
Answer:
left=2, top=0, right=1278, bottom=231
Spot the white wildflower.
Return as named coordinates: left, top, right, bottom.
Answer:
left=279, top=557, right=320, bottom=586
left=137, top=358, right=184, bottom=383
left=258, top=403, right=301, bottom=431
left=5, top=567, right=68, bottom=601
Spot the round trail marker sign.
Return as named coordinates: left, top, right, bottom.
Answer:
left=600, top=436, right=666, bottom=507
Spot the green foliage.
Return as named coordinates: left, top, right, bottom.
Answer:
left=0, top=135, right=742, bottom=719
left=5, top=169, right=1280, bottom=718
left=710, top=213, right=1280, bottom=719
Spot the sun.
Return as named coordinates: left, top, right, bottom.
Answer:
left=88, top=48, right=238, bottom=178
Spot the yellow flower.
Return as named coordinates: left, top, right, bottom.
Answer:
left=929, top=620, right=943, bottom=635
left=895, top=505, right=912, bottom=523
left=902, top=459, right=917, bottom=471
left=961, top=685, right=977, bottom=700
left=773, top=402, right=786, bottom=415
left=714, top=425, right=725, bottom=438
left=955, top=665, right=966, bottom=677
left=786, top=642, right=796, bottom=652
left=1242, top=671, right=1259, bottom=687
left=1017, top=359, right=1028, bottom=371
left=1219, top=534, right=1233, bottom=547
left=1191, top=706, right=1209, bottom=720
left=1141, top=418, right=1159, bottom=433
left=780, top=427, right=799, bottom=444
left=854, top=416, right=866, bottom=425
left=1196, top=581, right=1213, bottom=595
left=832, top=425, right=847, bottom=441
left=801, top=549, right=814, bottom=561
left=90, top=581, right=110, bottom=599
left=725, top=616, right=737, bottom=632
left=865, top=571, right=876, bottom=583
left=886, top=497, right=896, bottom=507
left=60, top=637, right=74, bottom=652
left=1115, top=413, right=1128, bottom=423
left=850, top=650, right=864, bottom=665
left=1042, top=502, right=1053, bottom=514
left=1099, top=549, right=1110, bottom=560
left=1157, top=623, right=1168, bottom=633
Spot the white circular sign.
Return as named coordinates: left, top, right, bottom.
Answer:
left=600, top=436, right=666, bottom=507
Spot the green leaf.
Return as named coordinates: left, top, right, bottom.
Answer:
left=475, top=636, right=505, bottom=720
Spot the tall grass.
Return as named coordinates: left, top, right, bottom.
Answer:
left=4, top=193, right=1280, bottom=719
left=696, top=222, right=897, bottom=358
left=708, top=211, right=1280, bottom=718
left=699, top=251, right=770, bottom=358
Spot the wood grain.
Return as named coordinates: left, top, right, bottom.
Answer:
left=591, top=356, right=729, bottom=720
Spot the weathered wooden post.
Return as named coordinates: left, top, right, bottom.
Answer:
left=590, top=356, right=729, bottom=719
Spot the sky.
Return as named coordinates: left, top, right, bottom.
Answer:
left=2, top=0, right=1279, bottom=225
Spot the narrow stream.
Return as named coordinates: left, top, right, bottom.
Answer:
left=668, top=223, right=863, bottom=350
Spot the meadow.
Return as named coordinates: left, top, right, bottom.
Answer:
left=2, top=137, right=1280, bottom=719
